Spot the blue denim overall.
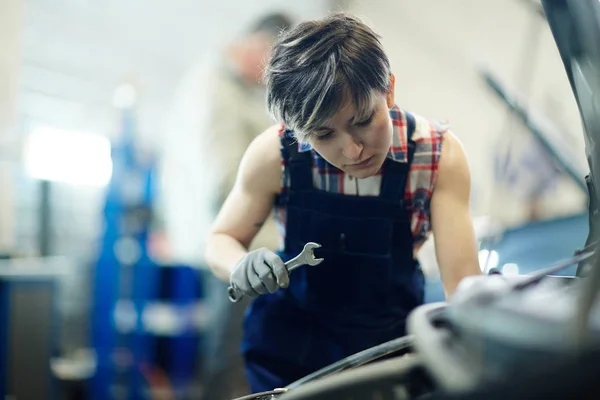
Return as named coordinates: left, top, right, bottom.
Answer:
left=241, top=113, right=424, bottom=392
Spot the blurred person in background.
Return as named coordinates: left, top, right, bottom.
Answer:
left=158, top=12, right=293, bottom=399
left=205, top=13, right=482, bottom=393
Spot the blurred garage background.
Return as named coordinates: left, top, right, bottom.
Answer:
left=0, top=0, right=589, bottom=399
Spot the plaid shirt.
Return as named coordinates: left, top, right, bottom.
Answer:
left=274, top=104, right=446, bottom=252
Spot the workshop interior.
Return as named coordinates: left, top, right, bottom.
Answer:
left=0, top=0, right=598, bottom=398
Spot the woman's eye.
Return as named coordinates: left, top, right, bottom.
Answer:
left=315, top=131, right=334, bottom=141
left=355, top=114, right=374, bottom=127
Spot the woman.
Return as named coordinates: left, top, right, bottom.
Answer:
left=204, top=12, right=481, bottom=393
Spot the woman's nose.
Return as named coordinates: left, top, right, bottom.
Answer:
left=341, top=134, right=363, bottom=161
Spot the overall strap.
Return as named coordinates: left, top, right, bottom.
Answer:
left=379, top=111, right=417, bottom=201
left=281, top=131, right=313, bottom=192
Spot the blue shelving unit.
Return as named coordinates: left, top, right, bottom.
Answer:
left=88, top=107, right=204, bottom=399
left=89, top=107, right=160, bottom=399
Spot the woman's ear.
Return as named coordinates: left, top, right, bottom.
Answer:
left=386, top=73, right=396, bottom=108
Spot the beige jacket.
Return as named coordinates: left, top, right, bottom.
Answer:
left=159, top=56, right=279, bottom=267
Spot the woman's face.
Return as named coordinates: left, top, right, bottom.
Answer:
left=308, top=86, right=396, bottom=179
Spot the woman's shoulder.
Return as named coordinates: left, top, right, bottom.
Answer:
left=238, top=124, right=285, bottom=195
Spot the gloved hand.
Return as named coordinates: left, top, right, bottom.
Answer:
left=230, top=248, right=290, bottom=298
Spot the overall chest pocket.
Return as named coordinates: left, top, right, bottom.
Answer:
left=288, top=207, right=395, bottom=256
left=286, top=207, right=398, bottom=318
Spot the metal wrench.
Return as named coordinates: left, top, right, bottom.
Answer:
left=228, top=242, right=324, bottom=303
left=284, top=242, right=324, bottom=273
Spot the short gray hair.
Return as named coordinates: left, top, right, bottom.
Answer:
left=263, top=13, right=392, bottom=142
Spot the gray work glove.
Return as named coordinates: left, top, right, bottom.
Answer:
left=230, top=248, right=290, bottom=299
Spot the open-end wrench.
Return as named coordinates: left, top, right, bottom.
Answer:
left=284, top=242, right=324, bottom=273
left=228, top=242, right=324, bottom=303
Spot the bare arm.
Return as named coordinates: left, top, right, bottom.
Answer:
left=431, top=131, right=482, bottom=298
left=204, top=125, right=283, bottom=281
